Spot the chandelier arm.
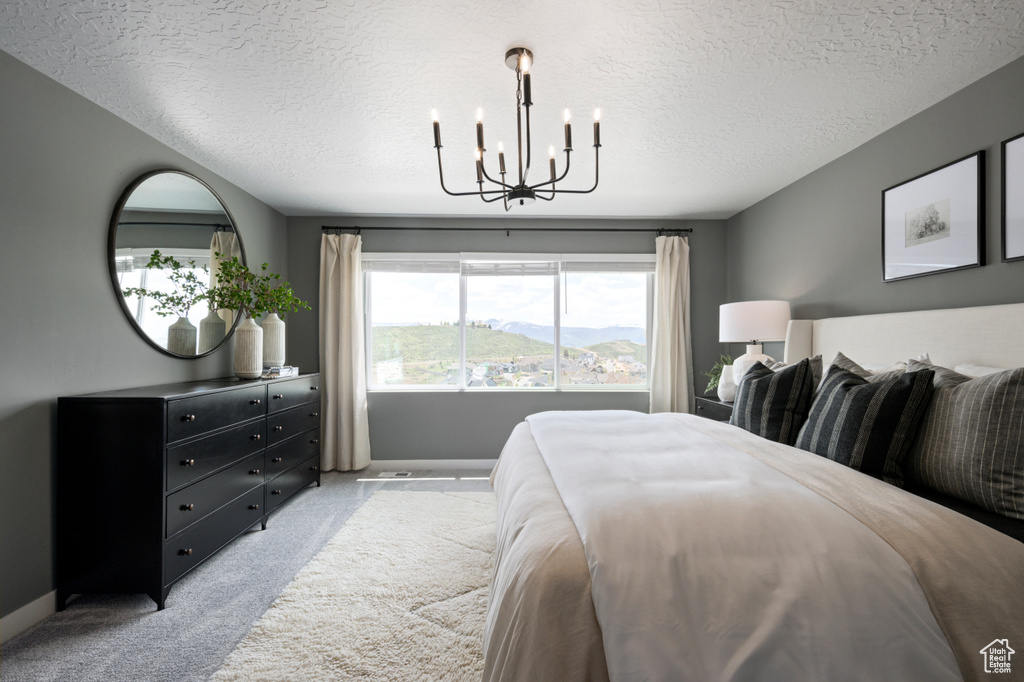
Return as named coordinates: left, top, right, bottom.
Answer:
left=436, top=148, right=514, bottom=196
left=479, top=161, right=515, bottom=190
left=529, top=150, right=572, bottom=191
left=543, top=148, right=601, bottom=195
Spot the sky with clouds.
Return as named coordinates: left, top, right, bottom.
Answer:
left=369, top=272, right=647, bottom=328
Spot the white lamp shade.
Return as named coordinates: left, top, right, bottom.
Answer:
left=719, top=300, right=791, bottom=343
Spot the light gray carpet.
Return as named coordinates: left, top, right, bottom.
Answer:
left=0, top=469, right=493, bottom=682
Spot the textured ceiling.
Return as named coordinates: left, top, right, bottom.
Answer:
left=2, top=1, right=1023, bottom=219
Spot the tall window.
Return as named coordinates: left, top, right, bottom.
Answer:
left=364, top=253, right=654, bottom=389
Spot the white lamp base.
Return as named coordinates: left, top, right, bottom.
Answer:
left=732, top=344, right=772, bottom=384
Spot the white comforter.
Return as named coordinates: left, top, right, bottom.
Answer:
left=526, top=410, right=961, bottom=682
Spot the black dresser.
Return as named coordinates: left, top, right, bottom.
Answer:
left=57, top=374, right=321, bottom=610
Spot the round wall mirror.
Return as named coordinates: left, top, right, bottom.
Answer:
left=108, top=169, right=246, bottom=358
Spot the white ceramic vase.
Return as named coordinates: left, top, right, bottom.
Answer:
left=260, top=313, right=286, bottom=368
left=198, top=309, right=227, bottom=354
left=167, top=316, right=197, bottom=356
left=717, top=365, right=737, bottom=402
left=234, top=317, right=264, bottom=379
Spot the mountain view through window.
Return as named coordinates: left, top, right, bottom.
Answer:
left=366, top=258, right=651, bottom=389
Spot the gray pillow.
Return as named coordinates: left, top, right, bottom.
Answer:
left=830, top=351, right=904, bottom=384
left=730, top=358, right=815, bottom=446
left=796, top=364, right=934, bottom=487
left=767, top=354, right=823, bottom=390
left=905, top=360, right=1024, bottom=519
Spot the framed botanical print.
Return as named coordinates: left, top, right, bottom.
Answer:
left=1002, top=132, right=1024, bottom=262
left=881, top=151, right=984, bottom=282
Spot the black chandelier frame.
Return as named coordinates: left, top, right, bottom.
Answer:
left=432, top=47, right=601, bottom=211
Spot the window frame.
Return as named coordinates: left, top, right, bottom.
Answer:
left=362, top=252, right=655, bottom=392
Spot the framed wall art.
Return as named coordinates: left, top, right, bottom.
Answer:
left=881, top=151, right=984, bottom=282
left=1002, top=132, right=1024, bottom=262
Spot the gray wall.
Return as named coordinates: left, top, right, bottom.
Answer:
left=0, top=51, right=287, bottom=618
left=726, top=55, right=1024, bottom=349
left=286, top=216, right=728, bottom=459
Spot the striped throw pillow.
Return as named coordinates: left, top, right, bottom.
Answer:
left=795, top=365, right=935, bottom=487
left=904, top=360, right=1024, bottom=519
left=729, top=358, right=814, bottom=445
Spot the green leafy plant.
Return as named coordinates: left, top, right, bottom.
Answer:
left=702, top=353, right=733, bottom=394
left=212, top=254, right=309, bottom=320
left=264, top=280, right=312, bottom=318
left=121, top=250, right=208, bottom=318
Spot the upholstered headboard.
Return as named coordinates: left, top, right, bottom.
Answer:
left=783, top=302, right=1024, bottom=369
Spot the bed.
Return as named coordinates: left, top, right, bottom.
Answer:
left=483, top=303, right=1024, bottom=682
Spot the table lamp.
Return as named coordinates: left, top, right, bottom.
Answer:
left=719, top=300, right=791, bottom=383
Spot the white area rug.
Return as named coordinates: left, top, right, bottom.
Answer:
left=211, top=491, right=497, bottom=681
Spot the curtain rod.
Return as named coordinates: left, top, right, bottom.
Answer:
left=118, top=221, right=233, bottom=230
left=321, top=225, right=691, bottom=235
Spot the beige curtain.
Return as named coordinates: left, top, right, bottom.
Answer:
left=650, top=235, right=693, bottom=413
left=209, top=230, right=242, bottom=326
left=319, top=233, right=371, bottom=471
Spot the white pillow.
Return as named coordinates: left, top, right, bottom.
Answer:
left=953, top=363, right=1009, bottom=378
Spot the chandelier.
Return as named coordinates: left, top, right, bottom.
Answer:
left=431, top=47, right=601, bottom=211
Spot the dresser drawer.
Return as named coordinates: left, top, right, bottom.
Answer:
left=267, top=428, right=320, bottom=478
left=267, top=402, right=320, bottom=447
left=164, top=486, right=264, bottom=585
left=267, top=454, right=320, bottom=513
left=267, top=376, right=321, bottom=413
left=166, top=453, right=264, bottom=538
left=166, top=419, right=266, bottom=491
left=166, top=385, right=267, bottom=443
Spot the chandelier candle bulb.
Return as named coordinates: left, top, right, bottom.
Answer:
left=594, top=109, right=601, bottom=147
left=523, top=72, right=532, bottom=107
left=475, top=150, right=483, bottom=183
left=564, top=109, right=572, bottom=151
left=549, top=145, right=556, bottom=180
left=431, top=109, right=441, bottom=148
left=475, top=108, right=484, bottom=152
left=498, top=141, right=506, bottom=174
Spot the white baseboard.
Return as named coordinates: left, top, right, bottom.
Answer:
left=365, top=459, right=497, bottom=471
left=1, top=590, right=55, bottom=644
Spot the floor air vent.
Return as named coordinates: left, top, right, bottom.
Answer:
left=377, top=472, right=412, bottom=478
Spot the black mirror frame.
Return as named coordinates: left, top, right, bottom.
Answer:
left=107, top=169, right=247, bottom=359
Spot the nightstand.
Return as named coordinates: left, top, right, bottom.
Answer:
left=695, top=396, right=734, bottom=422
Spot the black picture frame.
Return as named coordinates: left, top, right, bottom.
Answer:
left=1002, top=132, right=1024, bottom=262
left=881, top=151, right=984, bottom=283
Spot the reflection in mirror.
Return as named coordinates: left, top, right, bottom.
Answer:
left=109, top=170, right=245, bottom=358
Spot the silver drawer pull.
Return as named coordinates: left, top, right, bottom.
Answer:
left=181, top=459, right=196, bottom=467
left=273, top=394, right=284, bottom=400
left=181, top=414, right=196, bottom=422
left=310, top=438, right=319, bottom=444
left=181, top=504, right=194, bottom=511
left=271, top=489, right=282, bottom=495
left=310, top=412, right=319, bottom=417
left=310, top=386, right=319, bottom=391
left=179, top=548, right=193, bottom=556
left=273, top=426, right=284, bottom=432
left=271, top=457, right=283, bottom=463
left=249, top=469, right=261, bottom=476
left=250, top=433, right=261, bottom=441
left=249, top=504, right=260, bottom=511
left=310, top=465, right=320, bottom=472
left=250, top=399, right=262, bottom=405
